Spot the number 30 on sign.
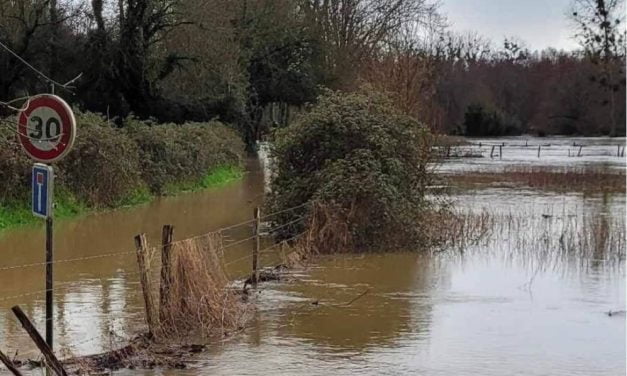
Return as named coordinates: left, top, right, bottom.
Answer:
left=18, top=94, right=76, bottom=163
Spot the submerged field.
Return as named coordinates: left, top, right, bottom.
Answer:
left=0, top=137, right=623, bottom=375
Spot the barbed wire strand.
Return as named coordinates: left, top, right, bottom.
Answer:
left=0, top=40, right=82, bottom=92
left=0, top=250, right=136, bottom=272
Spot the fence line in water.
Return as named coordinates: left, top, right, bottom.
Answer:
left=433, top=142, right=626, bottom=159
left=0, top=203, right=310, bottom=370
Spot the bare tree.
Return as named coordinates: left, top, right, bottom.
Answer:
left=301, top=0, right=439, bottom=88
left=571, top=0, right=626, bottom=135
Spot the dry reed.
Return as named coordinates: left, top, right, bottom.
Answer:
left=155, top=233, right=245, bottom=339
left=449, top=166, right=625, bottom=193
left=440, top=208, right=625, bottom=272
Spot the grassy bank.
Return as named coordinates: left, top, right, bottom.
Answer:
left=0, top=165, right=244, bottom=231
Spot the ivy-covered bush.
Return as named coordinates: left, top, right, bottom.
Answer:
left=267, top=89, right=438, bottom=251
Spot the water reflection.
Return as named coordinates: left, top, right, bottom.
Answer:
left=0, top=148, right=623, bottom=375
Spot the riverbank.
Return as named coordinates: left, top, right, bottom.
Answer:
left=0, top=165, right=244, bottom=231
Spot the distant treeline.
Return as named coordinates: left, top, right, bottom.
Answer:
left=0, top=0, right=624, bottom=141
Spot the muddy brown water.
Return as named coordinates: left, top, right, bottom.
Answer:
left=0, top=148, right=625, bottom=375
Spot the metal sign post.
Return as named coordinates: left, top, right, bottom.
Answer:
left=19, top=95, right=76, bottom=358
left=32, top=163, right=54, bottom=350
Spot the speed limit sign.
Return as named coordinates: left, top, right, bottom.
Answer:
left=18, top=94, right=76, bottom=163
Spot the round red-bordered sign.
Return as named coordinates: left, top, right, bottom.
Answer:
left=18, top=94, right=76, bottom=163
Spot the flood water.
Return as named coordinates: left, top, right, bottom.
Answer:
left=0, top=137, right=624, bottom=375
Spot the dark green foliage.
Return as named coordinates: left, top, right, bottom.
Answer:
left=463, top=104, right=522, bottom=137
left=268, top=89, right=437, bottom=250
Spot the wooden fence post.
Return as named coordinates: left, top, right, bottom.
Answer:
left=490, top=145, right=495, bottom=158
left=499, top=145, right=503, bottom=159
left=134, top=234, right=156, bottom=336
left=252, top=208, right=260, bottom=287
left=537, top=145, right=541, bottom=158
left=10, top=306, right=66, bottom=376
left=0, top=349, right=23, bottom=376
left=160, top=225, right=174, bottom=325
left=578, top=145, right=583, bottom=157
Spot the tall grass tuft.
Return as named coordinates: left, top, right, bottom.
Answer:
left=153, top=234, right=245, bottom=339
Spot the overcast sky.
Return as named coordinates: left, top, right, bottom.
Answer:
left=441, top=0, right=580, bottom=51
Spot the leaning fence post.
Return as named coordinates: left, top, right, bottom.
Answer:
left=134, top=233, right=156, bottom=336
left=578, top=145, right=583, bottom=157
left=160, top=225, right=174, bottom=325
left=10, top=306, right=66, bottom=376
left=490, top=145, right=495, bottom=158
left=537, top=145, right=541, bottom=158
left=0, top=349, right=23, bottom=376
left=252, top=208, right=260, bottom=286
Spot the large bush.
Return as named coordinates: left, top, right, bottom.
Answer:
left=268, top=89, right=438, bottom=251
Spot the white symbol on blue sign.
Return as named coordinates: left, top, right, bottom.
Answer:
left=32, top=163, right=54, bottom=218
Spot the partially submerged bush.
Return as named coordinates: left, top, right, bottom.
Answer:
left=268, top=89, right=439, bottom=251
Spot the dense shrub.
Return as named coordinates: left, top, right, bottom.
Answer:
left=57, top=112, right=144, bottom=207
left=0, top=118, right=31, bottom=202
left=126, top=119, right=245, bottom=194
left=0, top=111, right=245, bottom=211
left=267, top=89, right=438, bottom=251
left=463, top=104, right=522, bottom=136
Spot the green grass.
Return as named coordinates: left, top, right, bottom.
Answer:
left=0, top=165, right=244, bottom=231
left=163, top=165, right=244, bottom=195
left=0, top=190, right=87, bottom=230
left=115, top=186, right=153, bottom=207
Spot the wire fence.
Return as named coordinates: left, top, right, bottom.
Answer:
left=434, top=142, right=626, bottom=159
left=0, top=202, right=311, bottom=366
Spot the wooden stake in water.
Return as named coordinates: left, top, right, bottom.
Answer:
left=160, top=225, right=174, bottom=324
left=537, top=145, right=541, bottom=158
left=578, top=145, right=583, bottom=157
left=45, top=216, right=53, bottom=351
left=11, top=306, right=67, bottom=376
left=134, top=233, right=155, bottom=335
left=252, top=207, right=260, bottom=287
left=499, top=145, right=502, bottom=160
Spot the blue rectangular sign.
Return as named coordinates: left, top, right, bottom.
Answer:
left=32, top=163, right=54, bottom=218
